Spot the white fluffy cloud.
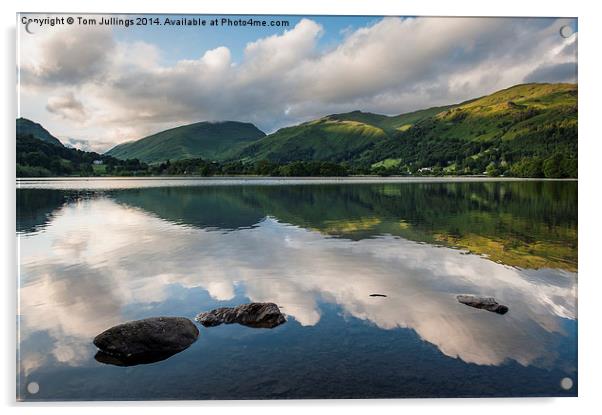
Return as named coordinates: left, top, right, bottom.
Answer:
left=18, top=16, right=577, bottom=152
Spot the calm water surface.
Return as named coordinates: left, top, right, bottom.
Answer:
left=16, top=178, right=577, bottom=400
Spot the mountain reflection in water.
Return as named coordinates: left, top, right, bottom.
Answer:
left=17, top=180, right=577, bottom=400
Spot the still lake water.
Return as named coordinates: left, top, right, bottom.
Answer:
left=16, top=178, right=577, bottom=400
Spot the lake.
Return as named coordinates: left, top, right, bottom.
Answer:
left=16, top=178, right=578, bottom=400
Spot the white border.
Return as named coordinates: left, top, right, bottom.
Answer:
left=3, top=1, right=602, bottom=414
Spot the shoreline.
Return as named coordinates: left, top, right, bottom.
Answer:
left=16, top=175, right=577, bottom=190
left=16, top=175, right=578, bottom=182
left=16, top=174, right=578, bottom=180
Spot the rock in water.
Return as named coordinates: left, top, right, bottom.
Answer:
left=456, top=295, right=509, bottom=314
left=93, top=317, right=199, bottom=363
left=94, top=349, right=180, bottom=367
left=196, top=302, right=286, bottom=328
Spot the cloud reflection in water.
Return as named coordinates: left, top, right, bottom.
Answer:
left=18, top=196, right=576, bottom=376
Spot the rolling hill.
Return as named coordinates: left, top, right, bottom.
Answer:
left=17, top=118, right=63, bottom=147
left=236, top=105, right=453, bottom=163
left=106, top=121, right=266, bottom=164
left=232, top=83, right=577, bottom=176
left=236, top=114, right=390, bottom=163
left=102, top=83, right=576, bottom=177
left=364, top=83, right=577, bottom=174
left=19, top=82, right=575, bottom=177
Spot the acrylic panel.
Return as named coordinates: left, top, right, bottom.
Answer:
left=16, top=14, right=577, bottom=401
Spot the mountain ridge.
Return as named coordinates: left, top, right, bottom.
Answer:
left=106, top=120, right=266, bottom=164
left=232, top=82, right=576, bottom=176
left=18, top=82, right=577, bottom=177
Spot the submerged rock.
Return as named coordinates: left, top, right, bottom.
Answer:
left=93, top=317, right=199, bottom=362
left=457, top=295, right=509, bottom=315
left=94, top=349, right=180, bottom=367
left=196, top=302, right=286, bottom=328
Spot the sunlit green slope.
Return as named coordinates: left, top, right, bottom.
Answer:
left=231, top=83, right=576, bottom=176
left=106, top=121, right=266, bottom=164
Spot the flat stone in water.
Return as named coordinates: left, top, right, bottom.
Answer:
left=457, top=295, right=509, bottom=315
left=93, top=317, right=199, bottom=364
left=196, top=302, right=286, bottom=328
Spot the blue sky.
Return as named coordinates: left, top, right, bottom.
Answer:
left=18, top=15, right=577, bottom=151
left=112, top=15, right=382, bottom=65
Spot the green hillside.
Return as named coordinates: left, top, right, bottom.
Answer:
left=16, top=118, right=63, bottom=147
left=233, top=83, right=577, bottom=177
left=372, top=83, right=576, bottom=176
left=106, top=121, right=266, bottom=164
left=329, top=106, right=454, bottom=134
left=21, top=83, right=577, bottom=178
left=17, top=133, right=147, bottom=177
left=235, top=106, right=452, bottom=164
left=236, top=116, right=388, bottom=163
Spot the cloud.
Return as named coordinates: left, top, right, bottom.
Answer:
left=524, top=62, right=577, bottom=83
left=241, top=18, right=323, bottom=80
left=18, top=16, right=578, bottom=152
left=523, top=34, right=577, bottom=83
left=46, top=92, right=86, bottom=122
left=20, top=24, right=115, bottom=86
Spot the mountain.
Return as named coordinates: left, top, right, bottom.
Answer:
left=231, top=83, right=576, bottom=177
left=328, top=105, right=456, bottom=134
left=362, top=82, right=577, bottom=175
left=236, top=105, right=453, bottom=163
left=16, top=118, right=63, bottom=147
left=235, top=114, right=390, bottom=163
left=106, top=121, right=266, bottom=164
left=20, top=83, right=576, bottom=178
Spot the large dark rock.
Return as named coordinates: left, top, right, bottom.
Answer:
left=93, top=317, right=199, bottom=363
left=457, top=295, right=509, bottom=314
left=196, top=302, right=286, bottom=328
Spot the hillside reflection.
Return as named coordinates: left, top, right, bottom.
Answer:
left=107, top=182, right=577, bottom=270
